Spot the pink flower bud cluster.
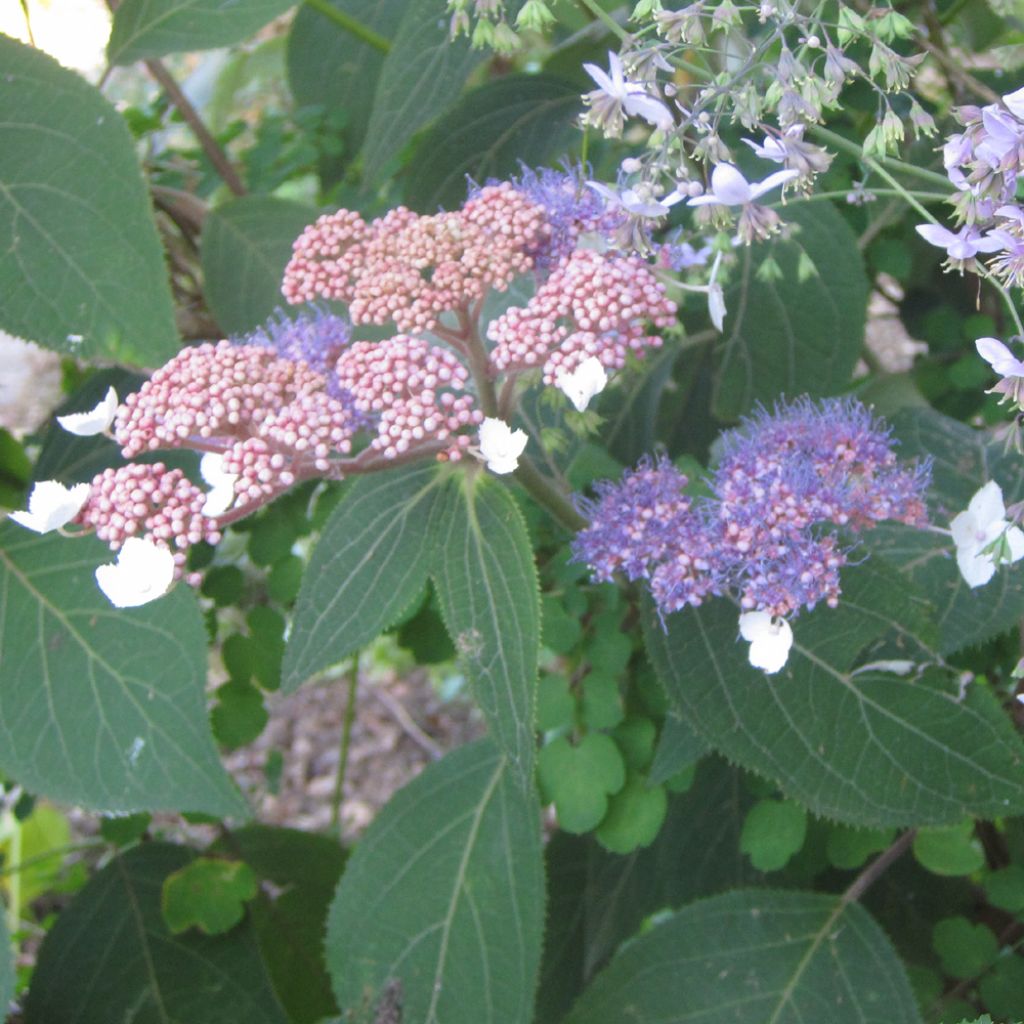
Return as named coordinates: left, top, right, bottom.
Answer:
left=487, top=249, right=677, bottom=383
left=281, top=184, right=550, bottom=332
left=335, top=337, right=482, bottom=459
left=76, top=462, right=221, bottom=583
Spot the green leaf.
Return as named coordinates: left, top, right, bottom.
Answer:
left=23, top=843, right=287, bottom=1023
left=162, top=857, right=258, bottom=935
left=643, top=563, right=1024, bottom=827
left=594, top=772, right=667, bottom=854
left=108, top=0, right=296, bottom=64
left=211, top=679, right=269, bottom=749
left=538, top=734, right=625, bottom=833
left=979, top=956, right=1024, bottom=1021
left=211, top=825, right=346, bottom=1024
left=403, top=75, right=581, bottom=213
left=868, top=407, right=1024, bottom=654
left=283, top=462, right=444, bottom=691
left=430, top=475, right=541, bottom=781
left=715, top=201, right=868, bottom=419
left=287, top=0, right=407, bottom=164
left=200, top=196, right=317, bottom=335
left=0, top=911, right=12, bottom=1014
left=982, top=864, right=1024, bottom=912
left=360, top=0, right=483, bottom=181
left=325, top=740, right=544, bottom=1024
left=740, top=799, right=808, bottom=871
left=826, top=824, right=897, bottom=870
left=932, top=916, right=998, bottom=979
left=0, top=38, right=178, bottom=365
left=534, top=757, right=762, bottom=1024
left=580, top=671, right=622, bottom=730
left=563, top=889, right=921, bottom=1024
left=0, top=526, right=247, bottom=816
left=649, top=708, right=709, bottom=785
left=537, top=672, right=575, bottom=731
left=913, top=821, right=986, bottom=876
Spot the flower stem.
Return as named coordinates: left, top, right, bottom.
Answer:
left=573, top=0, right=629, bottom=43
left=514, top=456, right=587, bottom=532
left=303, top=0, right=391, bottom=52
left=330, top=655, right=360, bottom=834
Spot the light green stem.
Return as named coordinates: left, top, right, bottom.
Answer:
left=574, top=0, right=629, bottom=43
left=303, top=0, right=391, bottom=52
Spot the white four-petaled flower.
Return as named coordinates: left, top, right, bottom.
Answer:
left=9, top=480, right=91, bottom=533
left=556, top=357, right=608, bottom=412
left=738, top=611, right=793, bottom=674
left=56, top=386, right=118, bottom=436
left=95, top=538, right=176, bottom=608
left=950, top=481, right=1024, bottom=588
left=199, top=452, right=239, bottom=517
left=976, top=336, right=1024, bottom=378
left=687, top=163, right=799, bottom=208
left=914, top=223, right=1002, bottom=262
left=478, top=418, right=528, bottom=475
left=583, top=51, right=674, bottom=131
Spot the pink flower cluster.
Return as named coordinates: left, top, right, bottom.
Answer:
left=282, top=184, right=550, bottom=333
left=76, top=463, right=220, bottom=583
left=335, top=336, right=481, bottom=459
left=487, top=249, right=677, bottom=383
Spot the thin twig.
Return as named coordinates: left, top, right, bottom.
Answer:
left=144, top=58, right=247, bottom=197
left=330, top=657, right=360, bottom=832
left=841, top=828, right=916, bottom=905
left=371, top=686, right=444, bottom=760
left=303, top=0, right=391, bottom=53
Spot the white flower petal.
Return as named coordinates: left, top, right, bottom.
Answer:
left=1006, top=525, right=1024, bottom=563
left=583, top=61, right=617, bottom=97
left=9, top=480, right=90, bottom=533
left=95, top=538, right=175, bottom=608
left=949, top=508, right=976, bottom=550
left=968, top=480, right=1006, bottom=525
left=956, top=545, right=997, bottom=588
left=556, top=357, right=608, bottom=412
left=1003, top=85, right=1024, bottom=121
left=56, top=386, right=118, bottom=437
left=478, top=417, right=528, bottom=475
left=622, top=92, right=674, bottom=130
left=709, top=164, right=752, bottom=206
left=739, top=611, right=793, bottom=674
left=707, top=283, right=727, bottom=332
left=747, top=167, right=800, bottom=200
left=201, top=480, right=237, bottom=517
left=915, top=223, right=956, bottom=248
left=976, top=336, right=1024, bottom=376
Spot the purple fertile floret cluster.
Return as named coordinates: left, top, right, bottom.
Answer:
left=478, top=164, right=627, bottom=275
left=573, top=398, right=931, bottom=619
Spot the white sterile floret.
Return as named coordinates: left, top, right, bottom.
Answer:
left=199, top=452, right=239, bottom=517
left=9, top=480, right=91, bottom=533
left=556, top=357, right=608, bottom=412
left=686, top=163, right=799, bottom=208
left=95, top=538, right=176, bottom=608
left=738, top=611, right=793, bottom=674
left=478, top=417, right=528, bottom=475
left=950, top=480, right=1024, bottom=588
left=56, top=386, right=118, bottom=436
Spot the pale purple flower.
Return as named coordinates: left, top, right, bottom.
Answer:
left=585, top=179, right=685, bottom=219
left=687, top=163, right=799, bottom=208
left=977, top=336, right=1024, bottom=377
left=915, top=223, right=1003, bottom=261
left=1004, top=85, right=1024, bottom=122
left=583, top=51, right=675, bottom=132
left=977, top=107, right=1024, bottom=168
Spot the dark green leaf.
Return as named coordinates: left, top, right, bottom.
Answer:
left=0, top=38, right=178, bottom=364
left=404, top=75, right=581, bottom=213
left=287, top=0, right=407, bottom=164
left=982, top=864, right=1024, bottom=912
left=0, top=525, right=247, bottom=816
left=360, top=0, right=483, bottom=181
left=108, top=0, right=296, bottom=64
left=913, top=821, right=985, bottom=876
left=564, top=889, right=921, bottom=1024
left=825, top=824, right=897, bottom=870
left=715, top=201, right=868, bottom=419
left=649, top=708, right=709, bottom=785
left=211, top=679, right=269, bottom=749
left=325, top=740, right=544, bottom=1024
left=212, top=825, right=346, bottom=1024
left=868, top=407, right=1024, bottom=654
left=200, top=196, right=317, bottom=335
left=24, top=843, right=287, bottom=1024
left=932, top=916, right=998, bottom=979
left=643, top=563, right=1024, bottom=827
left=430, top=474, right=541, bottom=781
left=539, top=734, right=625, bottom=833
left=162, top=857, right=258, bottom=935
left=0, top=912, right=12, bottom=1015
left=979, top=957, right=1024, bottom=1021
left=283, top=462, right=444, bottom=691
left=593, top=771, right=667, bottom=854
left=740, top=799, right=808, bottom=871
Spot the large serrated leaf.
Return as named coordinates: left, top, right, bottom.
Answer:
left=201, top=195, right=317, bottom=335
left=563, top=889, right=921, bottom=1024
left=107, top=0, right=296, bottom=64
left=359, top=0, right=483, bottom=181
left=0, top=526, right=246, bottom=816
left=868, top=407, right=1024, bottom=654
left=429, top=475, right=540, bottom=782
left=644, top=562, right=1024, bottom=827
left=23, top=843, right=287, bottom=1024
left=287, top=0, right=407, bottom=164
left=282, top=463, right=444, bottom=692
left=325, top=740, right=545, bottom=1024
left=536, top=757, right=761, bottom=1023
left=403, top=75, right=581, bottom=213
left=715, top=201, right=868, bottom=419
left=0, top=37, right=178, bottom=365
